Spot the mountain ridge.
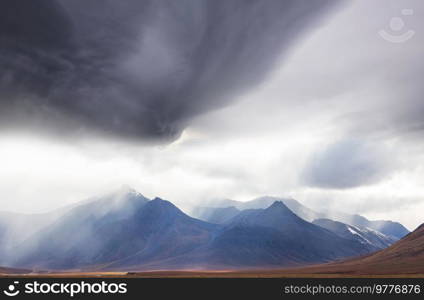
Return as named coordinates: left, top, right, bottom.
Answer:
left=194, top=196, right=409, bottom=239
left=1, top=188, right=413, bottom=272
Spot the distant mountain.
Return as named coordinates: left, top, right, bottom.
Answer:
left=313, top=218, right=396, bottom=251
left=192, top=206, right=240, bottom=224
left=14, top=195, right=218, bottom=270
left=200, top=196, right=307, bottom=212
left=186, top=202, right=373, bottom=269
left=0, top=207, right=73, bottom=261
left=284, top=223, right=424, bottom=275
left=193, top=196, right=323, bottom=224
left=194, top=196, right=409, bottom=239
left=336, top=214, right=410, bottom=240
left=11, top=188, right=150, bottom=269
left=248, top=197, right=326, bottom=222
left=0, top=186, right=142, bottom=257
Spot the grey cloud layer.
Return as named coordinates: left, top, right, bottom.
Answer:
left=0, top=0, right=335, bottom=141
left=303, top=139, right=393, bottom=189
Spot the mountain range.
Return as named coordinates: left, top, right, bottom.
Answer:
left=192, top=196, right=409, bottom=239
left=0, top=188, right=412, bottom=272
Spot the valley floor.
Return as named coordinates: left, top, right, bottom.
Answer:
left=2, top=268, right=424, bottom=278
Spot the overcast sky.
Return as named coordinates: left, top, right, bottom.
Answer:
left=0, top=0, right=423, bottom=230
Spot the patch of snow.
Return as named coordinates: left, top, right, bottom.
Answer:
left=347, top=225, right=372, bottom=244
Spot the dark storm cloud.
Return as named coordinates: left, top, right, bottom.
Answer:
left=0, top=0, right=336, bottom=142
left=303, top=139, right=393, bottom=189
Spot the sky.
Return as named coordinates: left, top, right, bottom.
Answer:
left=0, top=0, right=423, bottom=230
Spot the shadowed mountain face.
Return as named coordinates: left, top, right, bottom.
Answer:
left=194, top=196, right=409, bottom=240
left=102, top=199, right=220, bottom=270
